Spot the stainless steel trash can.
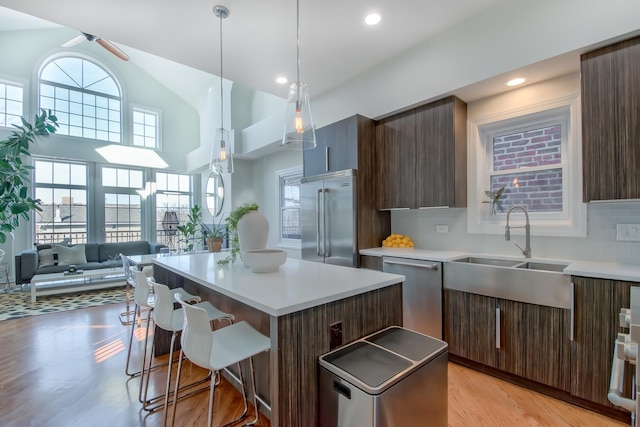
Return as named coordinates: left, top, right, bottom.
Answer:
left=319, top=326, right=448, bottom=427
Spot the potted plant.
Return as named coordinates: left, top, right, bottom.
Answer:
left=0, top=109, right=58, bottom=244
left=176, top=204, right=203, bottom=252
left=201, top=215, right=226, bottom=252
left=217, top=202, right=261, bottom=265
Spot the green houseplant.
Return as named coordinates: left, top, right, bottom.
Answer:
left=0, top=109, right=58, bottom=243
left=201, top=215, right=226, bottom=252
left=217, top=202, right=259, bottom=266
left=176, top=204, right=203, bottom=252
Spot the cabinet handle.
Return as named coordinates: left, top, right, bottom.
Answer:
left=495, top=308, right=501, bottom=349
left=570, top=282, right=575, bottom=342
left=325, top=146, right=330, bottom=172
left=383, top=260, right=439, bottom=270
left=316, top=189, right=322, bottom=256
left=323, top=188, right=330, bottom=257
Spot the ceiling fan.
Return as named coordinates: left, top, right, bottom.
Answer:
left=62, top=32, right=130, bottom=61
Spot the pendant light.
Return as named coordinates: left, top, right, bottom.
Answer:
left=282, top=0, right=316, bottom=150
left=210, top=5, right=234, bottom=173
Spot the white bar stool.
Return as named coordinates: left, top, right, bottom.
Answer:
left=146, top=282, right=234, bottom=417
left=171, top=293, right=270, bottom=427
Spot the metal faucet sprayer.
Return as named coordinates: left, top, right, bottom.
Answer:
left=505, top=205, right=531, bottom=258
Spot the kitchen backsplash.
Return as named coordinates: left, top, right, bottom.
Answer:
left=391, top=201, right=640, bottom=264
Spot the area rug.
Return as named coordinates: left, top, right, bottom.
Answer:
left=0, top=287, right=127, bottom=321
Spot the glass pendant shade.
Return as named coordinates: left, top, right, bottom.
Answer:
left=210, top=127, right=234, bottom=174
left=282, top=82, right=316, bottom=149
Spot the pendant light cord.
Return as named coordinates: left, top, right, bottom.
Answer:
left=296, top=0, right=300, bottom=85
left=219, top=12, right=224, bottom=131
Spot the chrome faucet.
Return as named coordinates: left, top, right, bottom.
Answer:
left=505, top=205, right=531, bottom=258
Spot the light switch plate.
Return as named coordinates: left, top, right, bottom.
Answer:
left=616, top=224, right=640, bottom=241
left=436, top=225, right=449, bottom=233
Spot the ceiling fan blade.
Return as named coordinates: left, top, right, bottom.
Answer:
left=62, top=33, right=87, bottom=48
left=96, top=38, right=130, bottom=61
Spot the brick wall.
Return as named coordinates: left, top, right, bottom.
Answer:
left=491, top=124, right=563, bottom=212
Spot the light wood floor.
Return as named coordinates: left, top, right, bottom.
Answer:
left=0, top=299, right=629, bottom=427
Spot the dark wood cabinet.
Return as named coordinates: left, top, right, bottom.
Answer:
left=359, top=255, right=383, bottom=271
left=444, top=289, right=498, bottom=368
left=581, top=36, right=640, bottom=201
left=303, top=114, right=363, bottom=177
left=499, top=299, right=571, bottom=391
left=444, top=289, right=571, bottom=391
left=375, top=110, right=416, bottom=209
left=414, top=96, right=467, bottom=208
left=376, top=96, right=467, bottom=209
left=571, top=276, right=631, bottom=407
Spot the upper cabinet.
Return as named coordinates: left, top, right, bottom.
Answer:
left=303, top=114, right=366, bottom=177
left=376, top=96, right=467, bottom=210
left=581, top=36, right=640, bottom=201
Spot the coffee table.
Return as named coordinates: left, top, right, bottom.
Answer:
left=30, top=268, right=126, bottom=303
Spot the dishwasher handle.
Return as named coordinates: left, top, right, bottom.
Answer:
left=383, top=259, right=439, bottom=271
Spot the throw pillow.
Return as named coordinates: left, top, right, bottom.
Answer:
left=56, top=244, right=87, bottom=266
left=38, top=247, right=58, bottom=267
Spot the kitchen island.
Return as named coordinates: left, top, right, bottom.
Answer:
left=152, top=252, right=405, bottom=427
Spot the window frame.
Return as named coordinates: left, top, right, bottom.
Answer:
left=467, top=94, right=587, bottom=237
left=0, top=78, right=24, bottom=129
left=131, top=105, right=161, bottom=150
left=38, top=54, right=123, bottom=143
left=100, top=166, right=145, bottom=243
left=276, top=166, right=302, bottom=249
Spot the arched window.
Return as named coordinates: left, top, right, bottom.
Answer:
left=39, top=56, right=121, bottom=142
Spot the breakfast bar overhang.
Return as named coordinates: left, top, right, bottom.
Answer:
left=151, top=252, right=405, bottom=427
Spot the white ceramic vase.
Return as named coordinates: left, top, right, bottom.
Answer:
left=237, top=210, right=269, bottom=264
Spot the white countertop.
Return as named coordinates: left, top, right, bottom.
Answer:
left=153, top=252, right=405, bottom=317
left=360, top=247, right=468, bottom=262
left=360, top=247, right=640, bottom=282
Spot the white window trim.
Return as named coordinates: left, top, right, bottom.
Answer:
left=131, top=104, right=162, bottom=150
left=467, top=94, right=587, bottom=237
left=0, top=76, right=26, bottom=129
left=276, top=166, right=302, bottom=250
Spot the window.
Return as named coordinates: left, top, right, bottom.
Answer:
left=34, top=160, right=88, bottom=245
left=39, top=56, right=121, bottom=142
left=132, top=107, right=159, bottom=149
left=102, top=167, right=144, bottom=242
left=277, top=168, right=302, bottom=247
left=0, top=81, right=23, bottom=128
left=468, top=95, right=586, bottom=237
left=155, top=172, right=192, bottom=250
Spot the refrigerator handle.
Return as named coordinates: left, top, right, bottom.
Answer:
left=316, top=189, right=322, bottom=256
left=325, top=146, right=330, bottom=172
left=323, top=188, right=330, bottom=257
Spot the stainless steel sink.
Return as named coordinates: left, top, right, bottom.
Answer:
left=453, top=257, right=522, bottom=267
left=444, top=257, right=571, bottom=309
left=514, top=261, right=568, bottom=272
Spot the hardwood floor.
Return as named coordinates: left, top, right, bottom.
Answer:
left=0, top=299, right=629, bottom=426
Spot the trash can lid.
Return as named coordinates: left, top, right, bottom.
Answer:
left=365, top=326, right=447, bottom=362
left=320, top=341, right=411, bottom=393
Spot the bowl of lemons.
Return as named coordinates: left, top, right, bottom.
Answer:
left=381, top=234, right=414, bottom=248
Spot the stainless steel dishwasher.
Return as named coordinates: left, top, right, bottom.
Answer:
left=382, top=257, right=442, bottom=339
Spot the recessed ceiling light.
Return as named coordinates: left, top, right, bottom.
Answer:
left=506, top=77, right=526, bottom=87
left=276, top=76, right=288, bottom=84
left=365, top=13, right=381, bottom=26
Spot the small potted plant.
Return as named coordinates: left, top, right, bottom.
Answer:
left=201, top=216, right=226, bottom=252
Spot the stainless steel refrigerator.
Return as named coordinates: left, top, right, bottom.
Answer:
left=301, top=170, right=356, bottom=267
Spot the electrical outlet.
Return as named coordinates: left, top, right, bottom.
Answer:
left=330, top=321, right=343, bottom=350
left=436, top=225, right=449, bottom=233
left=617, top=224, right=640, bottom=241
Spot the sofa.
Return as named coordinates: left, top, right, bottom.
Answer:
left=15, top=240, right=167, bottom=285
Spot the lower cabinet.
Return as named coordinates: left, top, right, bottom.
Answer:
left=444, top=289, right=571, bottom=391
left=571, top=276, right=631, bottom=407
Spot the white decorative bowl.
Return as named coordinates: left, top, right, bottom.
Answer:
left=242, top=249, right=287, bottom=273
